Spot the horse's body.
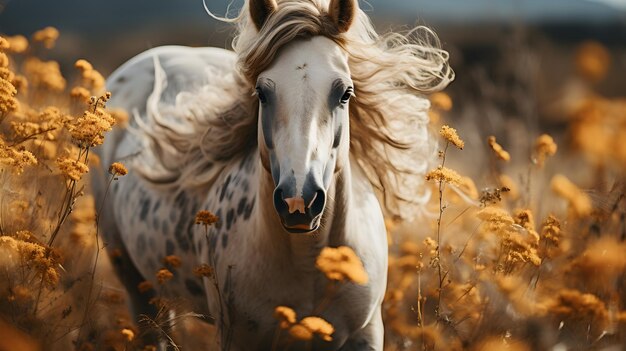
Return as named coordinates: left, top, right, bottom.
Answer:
left=93, top=0, right=452, bottom=349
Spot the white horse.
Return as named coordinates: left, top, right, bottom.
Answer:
left=93, top=0, right=452, bottom=349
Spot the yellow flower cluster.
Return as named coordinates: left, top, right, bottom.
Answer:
left=193, top=264, right=214, bottom=278
left=74, top=59, right=105, bottom=93
left=56, top=157, right=89, bottom=181
left=534, top=134, right=557, bottom=167
left=4, top=35, right=28, bottom=54
left=315, top=246, right=368, bottom=285
left=156, top=268, right=174, bottom=284
left=108, top=162, right=128, bottom=176
left=32, top=26, right=59, bottom=49
left=0, top=138, right=37, bottom=174
left=68, top=93, right=116, bottom=147
left=487, top=136, right=510, bottom=161
left=425, top=166, right=462, bottom=186
left=23, top=57, right=66, bottom=92
left=195, top=210, right=219, bottom=226
left=0, top=38, right=18, bottom=114
left=439, top=125, right=464, bottom=149
left=273, top=306, right=335, bottom=342
left=0, top=234, right=60, bottom=289
left=550, top=174, right=592, bottom=217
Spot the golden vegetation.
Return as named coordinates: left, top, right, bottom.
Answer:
left=0, top=27, right=624, bottom=351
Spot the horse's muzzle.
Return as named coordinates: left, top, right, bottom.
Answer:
left=273, top=186, right=326, bottom=233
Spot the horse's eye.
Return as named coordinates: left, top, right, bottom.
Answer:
left=256, top=88, right=267, bottom=104
left=340, top=87, right=353, bottom=104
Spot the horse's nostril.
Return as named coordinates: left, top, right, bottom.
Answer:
left=273, top=188, right=288, bottom=215
left=309, top=190, right=325, bottom=218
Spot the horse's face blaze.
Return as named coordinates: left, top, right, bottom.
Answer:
left=256, top=37, right=353, bottom=233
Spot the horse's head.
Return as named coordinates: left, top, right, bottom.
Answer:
left=251, top=0, right=356, bottom=233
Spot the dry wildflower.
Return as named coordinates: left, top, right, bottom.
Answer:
left=534, top=134, right=557, bottom=167
left=479, top=186, right=510, bottom=206
left=0, top=67, right=14, bottom=81
left=193, top=264, right=214, bottom=278
left=499, top=174, right=519, bottom=200
left=0, top=52, right=8, bottom=68
left=550, top=289, right=608, bottom=320
left=316, top=246, right=368, bottom=285
left=74, top=59, right=93, bottom=72
left=137, top=281, right=154, bottom=294
left=477, top=206, right=514, bottom=231
left=108, top=162, right=128, bottom=176
left=289, top=324, right=313, bottom=341
left=195, top=210, right=219, bottom=226
left=430, top=92, right=452, bottom=111
left=0, top=36, right=8, bottom=50
left=425, top=166, right=462, bottom=186
left=156, top=268, right=174, bottom=284
left=571, top=237, right=626, bottom=283
left=74, top=59, right=105, bottom=92
left=162, top=255, right=182, bottom=268
left=68, top=108, right=115, bottom=147
left=0, top=76, right=18, bottom=113
left=575, top=41, right=610, bottom=82
left=23, top=57, right=66, bottom=91
left=121, top=328, right=134, bottom=342
left=56, top=157, right=89, bottom=181
left=5, top=35, right=29, bottom=54
left=513, top=209, right=539, bottom=244
left=274, top=306, right=297, bottom=329
left=70, top=86, right=91, bottom=104
left=439, top=125, right=464, bottom=149
left=11, top=121, right=41, bottom=138
left=550, top=174, right=592, bottom=217
left=540, top=214, right=561, bottom=246
left=0, top=140, right=38, bottom=174
left=487, top=136, right=510, bottom=161
left=32, top=26, right=59, bottom=49
left=300, top=317, right=334, bottom=342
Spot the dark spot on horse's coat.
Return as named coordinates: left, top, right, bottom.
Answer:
left=153, top=199, right=161, bottom=212
left=209, top=229, right=218, bottom=252
left=226, top=209, right=235, bottom=230
left=220, top=175, right=231, bottom=202
left=137, top=233, right=147, bottom=252
left=244, top=197, right=255, bottom=220
left=166, top=240, right=175, bottom=255
left=152, top=217, right=159, bottom=229
left=149, top=236, right=156, bottom=250
left=175, top=192, right=187, bottom=206
left=237, top=197, right=248, bottom=216
left=221, top=233, right=228, bottom=248
left=162, top=220, right=170, bottom=234
left=215, top=209, right=223, bottom=230
left=116, top=76, right=126, bottom=83
left=185, top=279, right=204, bottom=297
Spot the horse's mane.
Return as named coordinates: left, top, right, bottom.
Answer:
left=132, top=0, right=453, bottom=219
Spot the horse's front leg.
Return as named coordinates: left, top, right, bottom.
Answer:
left=340, top=308, right=383, bottom=351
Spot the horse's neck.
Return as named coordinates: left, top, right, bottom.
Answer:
left=255, top=159, right=353, bottom=271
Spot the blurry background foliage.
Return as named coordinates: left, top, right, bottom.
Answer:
left=1, top=0, right=625, bottom=136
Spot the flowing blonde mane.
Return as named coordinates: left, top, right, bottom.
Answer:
left=133, top=0, right=453, bottom=218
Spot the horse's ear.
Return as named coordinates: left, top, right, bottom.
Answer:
left=249, top=0, right=278, bottom=31
left=328, top=0, right=356, bottom=33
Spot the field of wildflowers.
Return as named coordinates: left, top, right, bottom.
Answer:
left=0, top=28, right=625, bottom=350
